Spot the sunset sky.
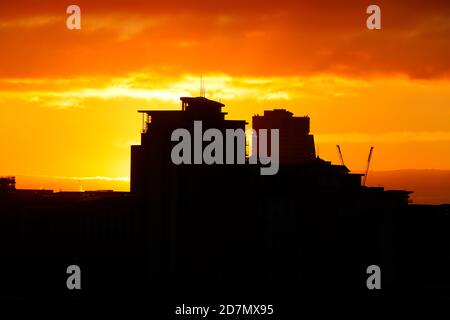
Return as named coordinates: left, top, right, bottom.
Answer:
left=1, top=1, right=449, bottom=202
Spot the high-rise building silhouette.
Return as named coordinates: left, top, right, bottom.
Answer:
left=253, top=109, right=316, bottom=164
left=131, top=97, right=247, bottom=195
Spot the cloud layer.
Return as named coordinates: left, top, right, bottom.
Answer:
left=1, top=0, right=450, bottom=79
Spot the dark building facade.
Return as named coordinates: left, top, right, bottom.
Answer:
left=128, top=96, right=413, bottom=297
left=131, top=97, right=247, bottom=195
left=131, top=97, right=255, bottom=295
left=253, top=109, right=316, bottom=164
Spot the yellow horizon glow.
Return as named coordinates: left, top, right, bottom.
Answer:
left=2, top=72, right=450, bottom=186
left=1, top=1, right=450, bottom=202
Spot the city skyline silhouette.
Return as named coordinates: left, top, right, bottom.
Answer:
left=1, top=0, right=450, bottom=315
left=1, top=94, right=450, bottom=317
left=2, top=1, right=450, bottom=204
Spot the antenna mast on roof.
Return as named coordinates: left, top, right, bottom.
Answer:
left=200, top=73, right=206, bottom=97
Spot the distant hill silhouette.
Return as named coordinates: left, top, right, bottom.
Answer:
left=369, top=169, right=450, bottom=204
left=12, top=175, right=129, bottom=192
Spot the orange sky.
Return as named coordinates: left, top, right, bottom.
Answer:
left=1, top=0, right=450, bottom=200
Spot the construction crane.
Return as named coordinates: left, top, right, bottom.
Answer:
left=362, top=146, right=374, bottom=187
left=336, top=145, right=345, bottom=166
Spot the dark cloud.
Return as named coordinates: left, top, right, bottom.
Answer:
left=0, top=0, right=449, bottom=79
